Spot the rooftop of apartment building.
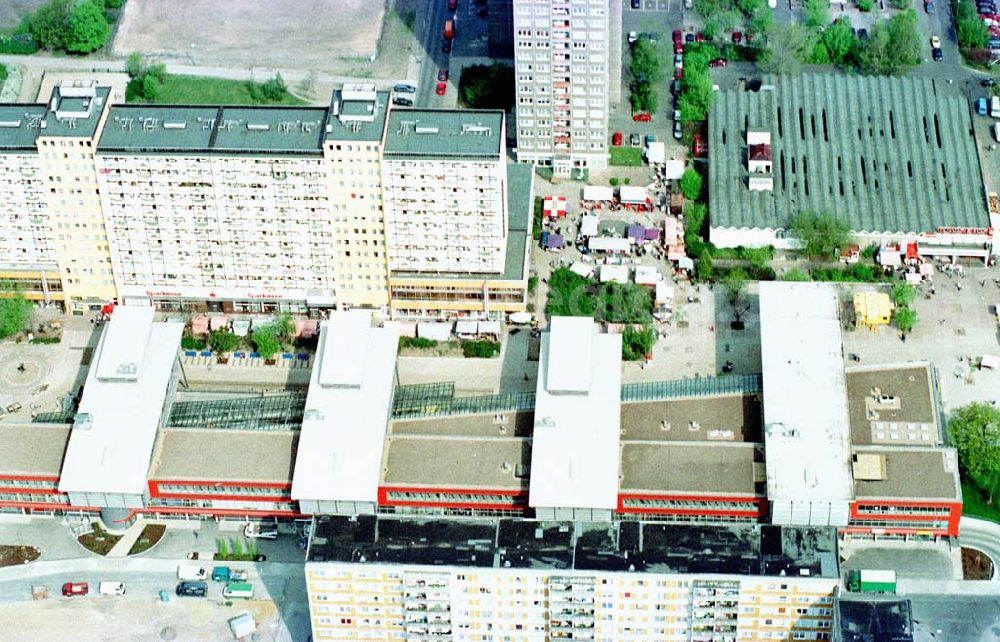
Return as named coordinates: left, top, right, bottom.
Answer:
left=0, top=82, right=110, bottom=150
left=326, top=86, right=389, bottom=143
left=306, top=515, right=839, bottom=577
left=389, top=162, right=533, bottom=281
left=845, top=364, right=939, bottom=446
left=708, top=74, right=990, bottom=234
left=382, top=109, right=504, bottom=159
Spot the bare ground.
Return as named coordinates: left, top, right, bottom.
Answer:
left=112, top=0, right=396, bottom=73
left=0, top=0, right=48, bottom=29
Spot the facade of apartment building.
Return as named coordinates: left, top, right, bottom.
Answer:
left=0, top=81, right=528, bottom=318
left=512, top=0, right=611, bottom=176
left=303, top=561, right=838, bottom=642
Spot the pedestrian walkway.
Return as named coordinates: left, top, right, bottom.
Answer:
left=106, top=518, right=170, bottom=558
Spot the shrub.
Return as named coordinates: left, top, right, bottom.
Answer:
left=782, top=267, right=812, bottom=282
left=0, top=33, right=40, bottom=54
left=858, top=0, right=873, bottom=10
left=462, top=340, right=501, bottom=358
left=621, top=324, right=656, bottom=361
left=528, top=276, right=539, bottom=294
left=29, top=336, right=62, bottom=344
left=399, top=336, right=438, bottom=349
left=209, top=329, right=240, bottom=353
left=679, top=167, right=703, bottom=201
left=251, top=326, right=282, bottom=359
left=181, top=336, right=206, bottom=350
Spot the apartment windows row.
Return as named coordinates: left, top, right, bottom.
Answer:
left=152, top=483, right=292, bottom=498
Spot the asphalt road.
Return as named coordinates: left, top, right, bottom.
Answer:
left=415, top=0, right=452, bottom=107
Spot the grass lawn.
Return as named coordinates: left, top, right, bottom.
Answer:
left=609, top=146, right=644, bottom=166
left=962, top=480, right=1000, bottom=523
left=0, top=64, right=7, bottom=86
left=134, top=75, right=307, bottom=106
left=77, top=522, right=122, bottom=556
left=127, top=523, right=166, bottom=556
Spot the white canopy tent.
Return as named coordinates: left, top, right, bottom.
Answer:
left=580, top=215, right=600, bottom=237
left=645, top=142, right=666, bottom=164
left=570, top=261, right=594, bottom=278
left=662, top=159, right=685, bottom=180
left=583, top=185, right=614, bottom=201
left=600, top=264, right=629, bottom=283
left=417, top=322, right=452, bottom=341
left=619, top=185, right=648, bottom=204
left=589, top=237, right=631, bottom=253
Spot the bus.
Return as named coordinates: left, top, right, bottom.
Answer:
left=223, top=582, right=255, bottom=599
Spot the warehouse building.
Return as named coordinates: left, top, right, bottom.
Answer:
left=709, top=75, right=999, bottom=259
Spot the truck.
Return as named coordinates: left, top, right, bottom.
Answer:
left=847, top=569, right=897, bottom=593
left=992, top=96, right=1000, bottom=118
left=222, top=582, right=255, bottom=599
left=443, top=19, right=454, bottom=40
left=177, top=565, right=208, bottom=581
left=244, top=522, right=278, bottom=539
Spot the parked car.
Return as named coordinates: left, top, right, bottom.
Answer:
left=436, top=82, right=447, bottom=95
left=392, top=96, right=413, bottom=106
left=685, top=33, right=695, bottom=43
left=244, top=522, right=279, bottom=539
left=857, top=28, right=868, bottom=40
left=442, top=40, right=452, bottom=53
left=175, top=581, right=208, bottom=597
left=674, top=41, right=684, bottom=54
left=673, top=121, right=683, bottom=140
left=629, top=133, right=641, bottom=146
left=709, top=58, right=727, bottom=67
left=672, top=29, right=682, bottom=43
left=696, top=32, right=706, bottom=42
left=924, top=0, right=934, bottom=12
left=674, top=67, right=684, bottom=79
left=732, top=31, right=743, bottom=44
left=930, top=35, right=941, bottom=49
left=982, top=78, right=996, bottom=87
left=632, top=112, right=652, bottom=122
left=62, top=582, right=88, bottom=597
left=977, top=96, right=989, bottom=116
left=212, top=566, right=231, bottom=583
left=674, top=54, right=684, bottom=67
left=644, top=133, right=656, bottom=147
left=673, top=109, right=681, bottom=121
left=393, top=83, right=416, bottom=93
left=438, top=68, right=449, bottom=81
left=672, top=79, right=682, bottom=95
left=628, top=31, right=638, bottom=44
left=631, top=0, right=640, bottom=7
left=99, top=582, right=125, bottom=596
left=612, top=131, right=623, bottom=146
left=932, top=47, right=943, bottom=61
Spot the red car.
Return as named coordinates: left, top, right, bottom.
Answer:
left=62, top=582, right=88, bottom=597
left=732, top=31, right=743, bottom=44
left=438, top=68, right=449, bottom=81
left=612, top=131, right=623, bottom=146
left=632, top=113, right=651, bottom=122
left=436, top=82, right=447, bottom=95
left=674, top=42, right=684, bottom=54
left=674, top=67, right=683, bottom=79
left=672, top=29, right=682, bottom=43
left=709, top=58, right=728, bottom=68
left=696, top=32, right=706, bottom=42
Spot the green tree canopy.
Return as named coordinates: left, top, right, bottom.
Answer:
left=679, top=167, right=703, bottom=201
left=723, top=268, right=750, bottom=322
left=948, top=403, right=1000, bottom=503
left=0, top=285, right=32, bottom=340
left=696, top=248, right=715, bottom=281
left=65, top=0, right=110, bottom=53
left=956, top=0, right=989, bottom=50
left=822, top=17, right=859, bottom=65
left=630, top=38, right=664, bottom=113
left=458, top=63, right=515, bottom=110
left=759, top=25, right=811, bottom=74
left=30, top=0, right=72, bottom=51
left=788, top=211, right=851, bottom=260
left=749, top=8, right=774, bottom=37
left=598, top=282, right=653, bottom=324
left=858, top=11, right=921, bottom=76
left=893, top=306, right=917, bottom=334
left=621, top=324, right=657, bottom=361
left=804, top=0, right=830, bottom=29
left=252, top=326, right=282, bottom=359
left=889, top=282, right=916, bottom=308
left=546, top=267, right=596, bottom=318
left=209, top=329, right=240, bottom=353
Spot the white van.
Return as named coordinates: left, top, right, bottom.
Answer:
left=991, top=95, right=1000, bottom=118
left=222, top=582, right=255, bottom=599
left=177, top=565, right=207, bottom=581
left=99, top=581, right=125, bottom=596
left=994, top=122, right=1000, bottom=142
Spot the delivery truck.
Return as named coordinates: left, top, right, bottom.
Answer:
left=847, top=569, right=897, bottom=593
left=443, top=20, right=454, bottom=40
left=177, top=565, right=208, bottom=581
left=992, top=96, right=1000, bottom=118
left=223, top=582, right=255, bottom=599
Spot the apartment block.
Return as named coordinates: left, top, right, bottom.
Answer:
left=513, top=0, right=611, bottom=176
left=0, top=81, right=529, bottom=318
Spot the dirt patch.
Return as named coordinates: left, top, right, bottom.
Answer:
left=127, top=524, right=166, bottom=556
left=77, top=522, right=122, bottom=556
left=0, top=545, right=40, bottom=567
left=962, top=546, right=994, bottom=580
left=0, top=0, right=47, bottom=29
left=113, top=0, right=387, bottom=71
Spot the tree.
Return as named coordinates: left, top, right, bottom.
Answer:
left=260, top=73, right=287, bottom=101
left=957, top=10, right=989, bottom=49
left=804, top=0, right=830, bottom=30
left=0, top=286, right=32, bottom=340
left=889, top=282, right=916, bottom=308
left=126, top=52, right=144, bottom=79
left=889, top=0, right=911, bottom=9
left=749, top=8, right=774, bottom=37
left=723, top=268, right=751, bottom=324
left=546, top=267, right=597, bottom=318
left=252, top=326, right=282, bottom=359
left=30, top=0, right=72, bottom=51
left=948, top=403, right=1000, bottom=503
left=788, top=211, right=851, bottom=260
left=697, top=248, right=715, bottom=281
left=630, top=38, right=664, bottom=113
left=679, top=167, right=703, bottom=201
left=858, top=0, right=873, bottom=10
left=822, top=18, right=859, bottom=65
left=140, top=74, right=160, bottom=101
left=458, top=63, right=515, bottom=110
left=65, top=0, right=110, bottom=53
left=621, top=324, right=656, bottom=361
left=782, top=267, right=812, bottom=281
left=736, top=0, right=766, bottom=15
left=858, top=11, right=921, bottom=76
left=209, top=329, right=240, bottom=353
left=598, top=282, right=653, bottom=324
left=759, top=25, right=811, bottom=74
left=893, top=306, right=917, bottom=334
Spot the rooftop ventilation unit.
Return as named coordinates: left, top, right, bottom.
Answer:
left=304, top=408, right=325, bottom=421
left=73, top=413, right=93, bottom=431
left=247, top=123, right=270, bottom=131
left=415, top=126, right=439, bottom=134
left=461, top=124, right=492, bottom=135
left=162, top=122, right=187, bottom=130
left=0, top=120, right=21, bottom=128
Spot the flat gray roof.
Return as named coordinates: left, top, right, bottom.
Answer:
left=99, top=106, right=219, bottom=151
left=619, top=442, right=758, bottom=496
left=150, top=428, right=298, bottom=483
left=709, top=74, right=990, bottom=234
left=0, top=424, right=71, bottom=477
left=41, top=86, right=110, bottom=139
left=381, top=435, right=530, bottom=491
left=326, top=90, right=389, bottom=142
left=845, top=365, right=937, bottom=446
left=382, top=109, right=503, bottom=158
left=852, top=447, right=960, bottom=500
left=391, top=410, right=534, bottom=437
left=0, top=105, right=47, bottom=151
left=619, top=395, right=762, bottom=443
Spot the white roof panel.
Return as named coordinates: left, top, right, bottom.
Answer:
left=58, top=311, right=182, bottom=496
left=546, top=317, right=594, bottom=393
left=529, top=318, right=622, bottom=510
left=759, top=282, right=854, bottom=512
left=589, top=237, right=631, bottom=252
left=599, top=264, right=629, bottom=283
left=646, top=141, right=665, bottom=164
left=634, top=265, right=659, bottom=285
left=583, top=185, right=614, bottom=201
left=619, top=185, right=648, bottom=204
left=317, top=310, right=371, bottom=388
left=580, top=215, right=600, bottom=237
left=291, top=313, right=399, bottom=505
left=94, top=306, right=154, bottom=382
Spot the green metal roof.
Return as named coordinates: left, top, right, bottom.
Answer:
left=0, top=105, right=47, bottom=151
left=708, top=74, right=990, bottom=234
left=382, top=109, right=504, bottom=158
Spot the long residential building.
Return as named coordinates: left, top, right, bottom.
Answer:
left=0, top=81, right=530, bottom=318
left=512, top=0, right=611, bottom=176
